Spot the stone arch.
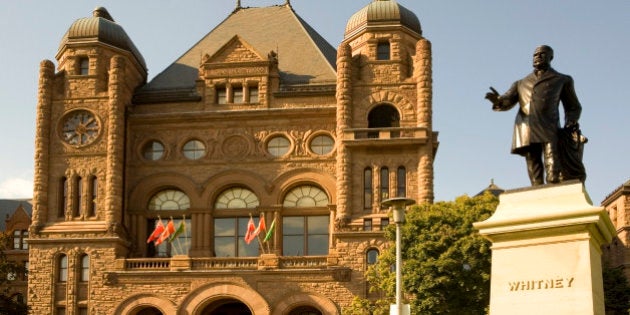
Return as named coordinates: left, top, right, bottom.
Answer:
left=271, top=168, right=337, bottom=205
left=115, top=293, right=177, bottom=315
left=201, top=170, right=269, bottom=206
left=179, top=282, right=269, bottom=315
left=271, top=292, right=339, bottom=315
left=127, top=173, right=201, bottom=210
left=359, top=91, right=415, bottom=125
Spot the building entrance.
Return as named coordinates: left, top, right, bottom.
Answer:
left=201, top=298, right=252, bottom=315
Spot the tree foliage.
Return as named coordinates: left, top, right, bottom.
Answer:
left=603, top=265, right=630, bottom=315
left=346, top=193, right=498, bottom=314
left=0, top=232, right=29, bottom=315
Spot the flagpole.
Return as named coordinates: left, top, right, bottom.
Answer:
left=170, top=216, right=184, bottom=255
left=174, top=215, right=185, bottom=255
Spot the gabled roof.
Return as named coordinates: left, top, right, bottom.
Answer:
left=142, top=4, right=337, bottom=92
left=0, top=199, right=32, bottom=231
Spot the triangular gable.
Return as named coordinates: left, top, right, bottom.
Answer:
left=205, top=35, right=266, bottom=64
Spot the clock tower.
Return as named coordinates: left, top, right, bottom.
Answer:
left=29, top=7, right=146, bottom=313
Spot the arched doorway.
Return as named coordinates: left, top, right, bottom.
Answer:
left=367, top=104, right=400, bottom=138
left=289, top=306, right=322, bottom=315
left=135, top=307, right=163, bottom=315
left=201, top=298, right=252, bottom=315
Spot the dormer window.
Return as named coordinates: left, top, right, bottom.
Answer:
left=79, top=57, right=89, bottom=75
left=215, top=82, right=260, bottom=104
left=233, top=85, right=244, bottom=104
left=248, top=85, right=259, bottom=103
left=216, top=87, right=227, bottom=104
left=377, top=42, right=390, bottom=60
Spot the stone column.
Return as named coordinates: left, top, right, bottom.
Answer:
left=414, top=38, right=434, bottom=203
left=105, top=55, right=126, bottom=232
left=474, top=182, right=615, bottom=315
left=32, top=60, right=55, bottom=231
left=335, top=42, right=353, bottom=220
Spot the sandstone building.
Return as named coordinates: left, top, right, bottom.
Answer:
left=602, top=180, right=630, bottom=279
left=29, top=1, right=437, bottom=314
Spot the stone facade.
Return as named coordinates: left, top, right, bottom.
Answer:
left=28, top=2, right=436, bottom=314
left=601, top=180, right=630, bottom=279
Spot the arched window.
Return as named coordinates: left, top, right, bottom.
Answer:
left=367, top=248, right=379, bottom=265
left=58, top=255, right=68, bottom=282
left=380, top=167, right=389, bottom=201
left=282, top=185, right=330, bottom=256
left=364, top=168, right=373, bottom=210
left=397, top=166, right=407, bottom=197
left=59, top=176, right=67, bottom=218
left=215, top=187, right=259, bottom=209
left=368, top=104, right=400, bottom=129
left=147, top=190, right=191, bottom=257
left=80, top=254, right=90, bottom=282
left=73, top=176, right=82, bottom=217
left=283, top=185, right=329, bottom=208
left=148, top=189, right=190, bottom=210
left=88, top=176, right=97, bottom=217
left=214, top=187, right=260, bottom=257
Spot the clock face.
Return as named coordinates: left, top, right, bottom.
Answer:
left=61, top=110, right=100, bottom=146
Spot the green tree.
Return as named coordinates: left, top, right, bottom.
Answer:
left=347, top=193, right=497, bottom=314
left=603, top=264, right=630, bottom=315
left=0, top=232, right=29, bottom=315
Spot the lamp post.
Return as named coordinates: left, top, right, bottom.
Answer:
left=382, top=197, right=415, bottom=315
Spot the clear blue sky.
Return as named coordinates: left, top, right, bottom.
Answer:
left=1, top=0, right=629, bottom=204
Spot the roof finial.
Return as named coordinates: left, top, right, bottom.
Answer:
left=285, top=0, right=291, bottom=6
left=236, top=0, right=241, bottom=9
left=93, top=7, right=114, bottom=22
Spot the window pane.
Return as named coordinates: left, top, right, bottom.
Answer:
left=367, top=249, right=379, bottom=265
left=183, top=140, right=206, bottom=160
left=397, top=166, right=406, bottom=197
left=217, top=88, right=227, bottom=104
left=283, top=235, right=304, bottom=256
left=80, top=58, right=89, bottom=75
left=59, top=256, right=68, bottom=282
left=214, top=217, right=258, bottom=257
left=267, top=136, right=290, bottom=157
left=380, top=167, right=389, bottom=200
left=283, top=217, right=304, bottom=234
left=233, top=87, right=243, bottom=104
left=309, top=135, right=334, bottom=155
left=377, top=42, right=390, bottom=60
left=214, top=218, right=235, bottom=236
left=307, top=235, right=328, bottom=255
left=308, top=216, right=329, bottom=234
left=364, top=168, right=372, bottom=209
left=81, top=255, right=90, bottom=282
left=249, top=86, right=259, bottom=103
left=215, top=237, right=235, bottom=257
left=143, top=141, right=164, bottom=160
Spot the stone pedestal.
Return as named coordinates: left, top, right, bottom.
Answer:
left=474, top=182, right=615, bottom=315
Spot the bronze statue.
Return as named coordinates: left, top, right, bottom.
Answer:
left=485, top=45, right=586, bottom=186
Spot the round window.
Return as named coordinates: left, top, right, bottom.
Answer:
left=267, top=136, right=290, bottom=157
left=143, top=140, right=165, bottom=161
left=309, top=134, right=334, bottom=155
left=183, top=139, right=206, bottom=160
